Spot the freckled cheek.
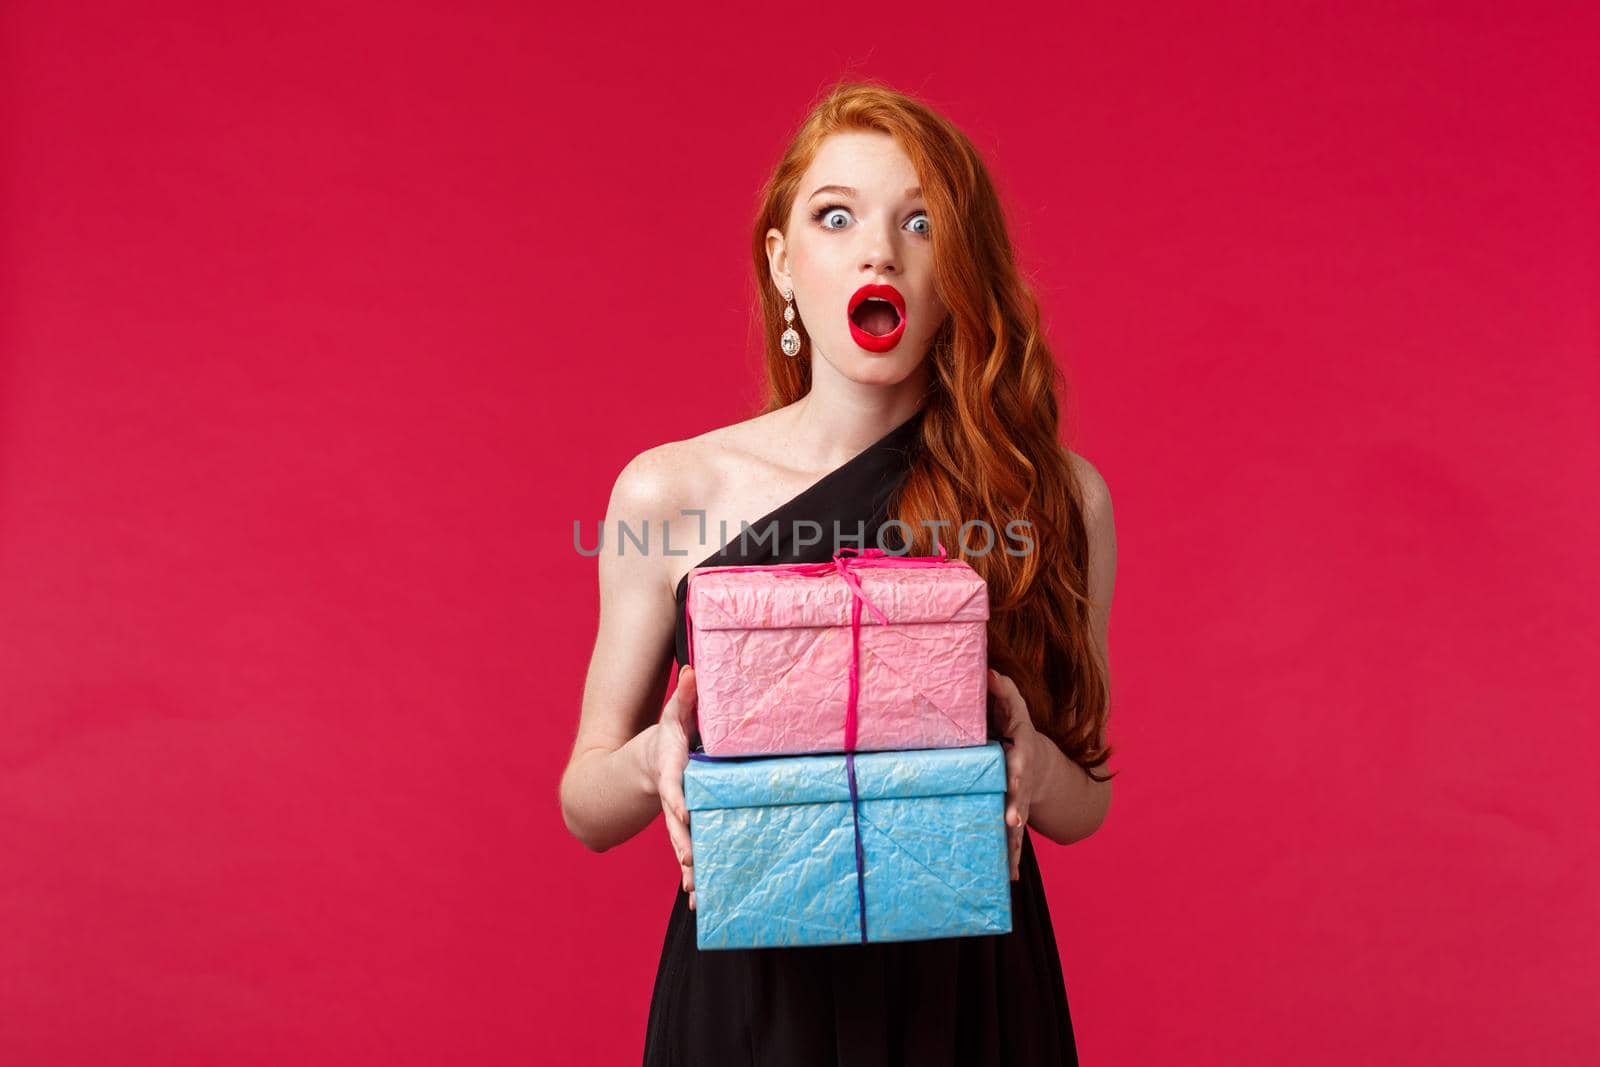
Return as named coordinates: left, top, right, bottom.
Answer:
left=910, top=293, right=946, bottom=335
left=793, top=251, right=852, bottom=313
left=802, top=244, right=853, bottom=280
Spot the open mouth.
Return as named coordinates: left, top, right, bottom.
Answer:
left=851, top=298, right=900, bottom=335
left=847, top=284, right=907, bottom=352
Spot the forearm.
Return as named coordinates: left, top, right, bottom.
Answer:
left=560, top=724, right=662, bottom=853
left=1026, top=730, right=1112, bottom=845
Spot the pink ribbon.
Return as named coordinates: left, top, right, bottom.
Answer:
left=684, top=540, right=959, bottom=752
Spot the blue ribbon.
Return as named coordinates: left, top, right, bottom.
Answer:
left=686, top=748, right=871, bottom=943
left=845, top=752, right=867, bottom=942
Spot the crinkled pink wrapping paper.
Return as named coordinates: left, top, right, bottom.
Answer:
left=686, top=563, right=989, bottom=756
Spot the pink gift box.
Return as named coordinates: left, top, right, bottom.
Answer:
left=684, top=550, right=990, bottom=756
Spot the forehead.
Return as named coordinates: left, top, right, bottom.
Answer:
left=799, top=130, right=919, bottom=193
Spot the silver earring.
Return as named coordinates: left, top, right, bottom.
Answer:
left=780, top=288, right=801, bottom=358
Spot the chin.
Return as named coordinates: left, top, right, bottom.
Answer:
left=829, top=347, right=926, bottom=385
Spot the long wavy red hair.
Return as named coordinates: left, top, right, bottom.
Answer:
left=748, top=79, right=1114, bottom=782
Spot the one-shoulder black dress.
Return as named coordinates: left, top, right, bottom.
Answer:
left=642, top=406, right=1079, bottom=1066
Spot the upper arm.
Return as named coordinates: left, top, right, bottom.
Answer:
left=1069, top=450, right=1117, bottom=665
left=1068, top=449, right=1116, bottom=748
left=564, top=445, right=683, bottom=770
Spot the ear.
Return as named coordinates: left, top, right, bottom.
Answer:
left=764, top=227, right=791, bottom=295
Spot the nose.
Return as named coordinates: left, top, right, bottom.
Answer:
left=860, top=219, right=898, bottom=277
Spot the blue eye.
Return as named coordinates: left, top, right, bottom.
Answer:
left=809, top=204, right=932, bottom=236
left=814, top=205, right=852, bottom=230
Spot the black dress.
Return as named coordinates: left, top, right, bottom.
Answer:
left=643, top=406, right=1079, bottom=1066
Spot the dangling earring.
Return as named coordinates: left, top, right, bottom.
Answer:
left=780, top=287, right=802, bottom=358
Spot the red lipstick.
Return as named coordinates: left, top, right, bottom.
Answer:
left=847, top=284, right=907, bottom=353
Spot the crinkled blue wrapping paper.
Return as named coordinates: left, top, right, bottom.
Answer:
left=684, top=742, right=1013, bottom=950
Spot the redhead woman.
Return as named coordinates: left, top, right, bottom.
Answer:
left=559, top=80, right=1117, bottom=1067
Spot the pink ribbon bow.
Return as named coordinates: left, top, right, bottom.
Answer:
left=685, top=540, right=958, bottom=752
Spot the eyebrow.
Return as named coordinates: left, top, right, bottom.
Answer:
left=807, top=184, right=923, bottom=200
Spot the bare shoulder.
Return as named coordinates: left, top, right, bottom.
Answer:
left=606, top=437, right=695, bottom=525
left=605, top=411, right=787, bottom=587
left=608, top=412, right=780, bottom=520
left=602, top=438, right=710, bottom=588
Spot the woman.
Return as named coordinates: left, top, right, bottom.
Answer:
left=559, top=80, right=1118, bottom=1066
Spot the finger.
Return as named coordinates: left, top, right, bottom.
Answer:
left=986, top=671, right=1011, bottom=734
left=660, top=758, right=693, bottom=857
left=664, top=807, right=693, bottom=870
left=663, top=666, right=697, bottom=724
left=659, top=761, right=689, bottom=827
left=1006, top=756, right=1024, bottom=823
left=1009, top=803, right=1022, bottom=880
left=1010, top=740, right=1029, bottom=779
left=689, top=889, right=696, bottom=912
left=668, top=796, right=694, bottom=866
left=657, top=716, right=691, bottom=818
left=988, top=667, right=1022, bottom=699
left=987, top=669, right=1027, bottom=729
left=675, top=666, right=700, bottom=741
left=661, top=676, right=683, bottom=728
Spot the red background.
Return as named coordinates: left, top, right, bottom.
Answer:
left=3, top=3, right=1596, bottom=1064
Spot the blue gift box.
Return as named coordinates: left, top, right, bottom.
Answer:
left=684, top=741, right=1013, bottom=950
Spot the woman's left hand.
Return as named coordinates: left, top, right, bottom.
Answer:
left=987, top=668, right=1039, bottom=881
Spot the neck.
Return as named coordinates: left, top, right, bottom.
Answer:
left=782, top=373, right=929, bottom=473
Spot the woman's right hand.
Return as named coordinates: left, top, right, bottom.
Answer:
left=654, top=664, right=699, bottom=911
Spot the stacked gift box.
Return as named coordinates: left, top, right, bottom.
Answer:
left=682, top=546, right=1012, bottom=950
